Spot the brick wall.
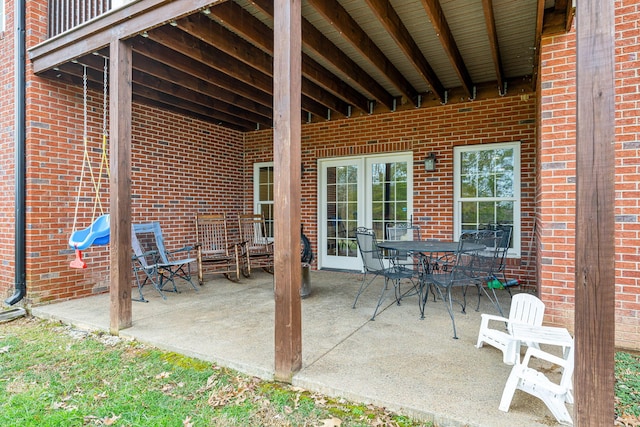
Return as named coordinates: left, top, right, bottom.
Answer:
left=245, top=95, right=538, bottom=283
left=539, top=1, right=640, bottom=350
left=18, top=75, right=244, bottom=304
left=614, top=0, right=640, bottom=350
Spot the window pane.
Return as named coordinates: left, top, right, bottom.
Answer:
left=337, top=184, right=347, bottom=202
left=496, top=172, right=514, bottom=197
left=496, top=201, right=514, bottom=224
left=372, top=202, right=383, bottom=220
left=371, top=183, right=384, bottom=202
left=478, top=201, right=495, bottom=224
left=477, top=175, right=495, bottom=198
left=461, top=202, right=477, bottom=225
left=396, top=181, right=407, bottom=201
left=455, top=143, right=519, bottom=254
left=336, top=166, right=348, bottom=183
left=347, top=202, right=358, bottom=221
left=461, top=174, right=476, bottom=198
left=460, top=151, right=477, bottom=175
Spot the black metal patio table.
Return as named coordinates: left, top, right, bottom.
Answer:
left=377, top=239, right=490, bottom=338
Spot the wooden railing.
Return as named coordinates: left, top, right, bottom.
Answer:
left=48, top=0, right=111, bottom=38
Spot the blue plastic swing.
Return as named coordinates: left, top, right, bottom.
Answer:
left=68, top=61, right=111, bottom=269
left=69, top=214, right=110, bottom=268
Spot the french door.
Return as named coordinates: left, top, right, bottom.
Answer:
left=318, top=153, right=413, bottom=270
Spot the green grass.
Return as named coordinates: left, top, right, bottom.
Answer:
left=0, top=317, right=432, bottom=427
left=615, top=351, right=640, bottom=424
left=2, top=317, right=639, bottom=426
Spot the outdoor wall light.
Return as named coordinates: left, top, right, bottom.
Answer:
left=424, top=153, right=436, bottom=172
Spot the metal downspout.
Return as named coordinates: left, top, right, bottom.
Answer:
left=6, top=0, right=27, bottom=305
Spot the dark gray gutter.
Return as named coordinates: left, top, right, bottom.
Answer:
left=6, top=0, right=27, bottom=305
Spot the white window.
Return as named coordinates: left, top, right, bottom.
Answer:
left=454, top=142, right=521, bottom=256
left=253, top=162, right=274, bottom=238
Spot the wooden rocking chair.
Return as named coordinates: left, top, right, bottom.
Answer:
left=195, top=213, right=241, bottom=284
left=238, top=213, right=274, bottom=277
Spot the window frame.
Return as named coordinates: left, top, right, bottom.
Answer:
left=453, top=142, right=521, bottom=257
left=252, top=161, right=274, bottom=240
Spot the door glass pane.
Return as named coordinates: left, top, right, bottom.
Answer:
left=325, top=165, right=358, bottom=258
left=370, top=160, right=409, bottom=237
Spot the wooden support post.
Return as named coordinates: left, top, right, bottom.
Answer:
left=109, top=39, right=133, bottom=333
left=273, top=0, right=302, bottom=381
left=575, top=1, right=615, bottom=425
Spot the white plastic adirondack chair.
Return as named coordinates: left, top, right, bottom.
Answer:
left=499, top=343, right=574, bottom=426
left=476, top=293, right=545, bottom=364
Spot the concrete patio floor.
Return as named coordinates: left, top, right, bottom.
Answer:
left=32, top=270, right=569, bottom=427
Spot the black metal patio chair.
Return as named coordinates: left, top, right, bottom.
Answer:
left=353, top=227, right=416, bottom=320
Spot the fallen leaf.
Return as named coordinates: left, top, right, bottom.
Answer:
left=0, top=346, right=10, bottom=353
left=103, top=414, right=121, bottom=425
left=616, top=414, right=640, bottom=427
left=183, top=415, right=193, bottom=427
left=156, top=371, right=172, bottom=379
left=320, top=417, right=342, bottom=427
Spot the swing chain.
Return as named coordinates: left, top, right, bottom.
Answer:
left=103, top=56, right=108, bottom=137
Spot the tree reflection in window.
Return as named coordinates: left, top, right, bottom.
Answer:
left=459, top=146, right=516, bottom=241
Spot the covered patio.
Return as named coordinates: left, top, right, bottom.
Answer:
left=32, top=271, right=565, bottom=427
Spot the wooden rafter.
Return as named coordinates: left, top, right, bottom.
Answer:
left=57, top=54, right=260, bottom=129
left=364, top=0, right=445, bottom=103
left=30, top=0, right=218, bottom=72
left=531, top=0, right=546, bottom=91
left=418, top=0, right=474, bottom=100
left=206, top=3, right=370, bottom=113
left=243, top=0, right=394, bottom=110
left=31, top=0, right=553, bottom=131
left=131, top=37, right=273, bottom=109
left=307, top=0, right=419, bottom=106
left=177, top=13, right=351, bottom=117
left=481, top=0, right=505, bottom=95
left=145, top=25, right=327, bottom=119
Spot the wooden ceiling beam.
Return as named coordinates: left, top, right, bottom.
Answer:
left=306, top=0, right=419, bottom=106
left=364, top=0, right=445, bottom=103
left=146, top=25, right=327, bottom=120
left=132, top=84, right=257, bottom=130
left=131, top=69, right=272, bottom=128
left=231, top=0, right=395, bottom=111
left=30, top=0, right=217, bottom=73
left=131, top=37, right=273, bottom=109
left=206, top=5, right=370, bottom=113
left=132, top=52, right=272, bottom=121
left=481, top=0, right=506, bottom=95
left=542, top=0, right=575, bottom=35
left=76, top=50, right=272, bottom=125
left=132, top=94, right=248, bottom=131
left=532, top=0, right=546, bottom=90
left=177, top=13, right=351, bottom=117
left=418, top=0, right=474, bottom=100
left=147, top=25, right=272, bottom=94
left=55, top=60, right=257, bottom=130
